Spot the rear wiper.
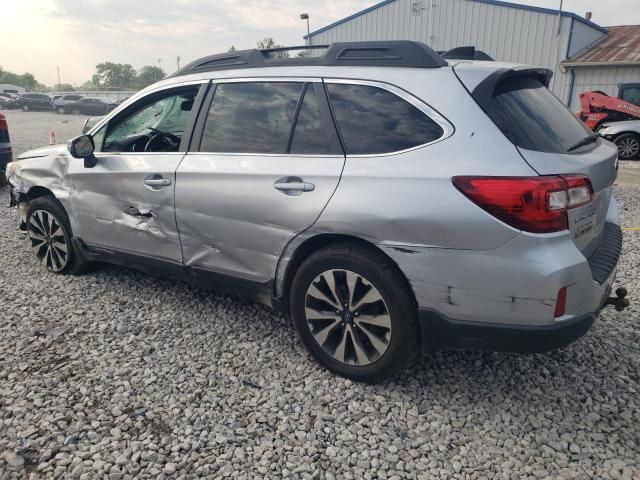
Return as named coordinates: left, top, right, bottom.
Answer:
left=567, top=133, right=600, bottom=153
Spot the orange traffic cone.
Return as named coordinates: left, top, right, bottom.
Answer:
left=49, top=130, right=56, bottom=145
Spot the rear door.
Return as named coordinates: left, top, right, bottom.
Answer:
left=457, top=67, right=618, bottom=257
left=175, top=79, right=345, bottom=285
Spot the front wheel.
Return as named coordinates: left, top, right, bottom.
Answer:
left=615, top=133, right=640, bottom=160
left=72, top=108, right=81, bottom=115
left=57, top=106, right=65, bottom=114
left=22, top=104, right=30, bottom=112
left=290, top=243, right=417, bottom=383
left=25, top=196, right=92, bottom=274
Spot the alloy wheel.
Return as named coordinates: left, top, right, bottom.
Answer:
left=304, top=269, right=391, bottom=366
left=27, top=210, right=70, bottom=272
left=618, top=137, right=640, bottom=159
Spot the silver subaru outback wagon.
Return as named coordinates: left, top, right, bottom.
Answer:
left=6, top=41, right=626, bottom=383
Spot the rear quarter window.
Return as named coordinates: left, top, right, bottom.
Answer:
left=483, top=76, right=592, bottom=154
left=326, top=83, right=445, bottom=155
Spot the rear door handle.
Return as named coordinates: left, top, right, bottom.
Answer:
left=144, top=176, right=172, bottom=188
left=274, top=177, right=315, bottom=195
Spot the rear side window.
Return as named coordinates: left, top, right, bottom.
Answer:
left=201, top=82, right=303, bottom=154
left=484, top=76, right=591, bottom=153
left=326, top=83, right=444, bottom=155
left=290, top=85, right=343, bottom=155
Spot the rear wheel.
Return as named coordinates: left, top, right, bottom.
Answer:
left=25, top=196, right=91, bottom=274
left=615, top=133, right=640, bottom=160
left=290, top=243, right=417, bottom=383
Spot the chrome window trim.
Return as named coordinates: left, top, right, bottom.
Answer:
left=86, top=79, right=209, bottom=136
left=211, top=77, right=321, bottom=84
left=93, top=152, right=187, bottom=157
left=323, top=78, right=455, bottom=158
left=185, top=152, right=344, bottom=158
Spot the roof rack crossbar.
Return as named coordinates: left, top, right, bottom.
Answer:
left=171, top=41, right=448, bottom=77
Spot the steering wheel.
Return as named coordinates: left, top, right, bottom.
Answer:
left=144, top=127, right=181, bottom=152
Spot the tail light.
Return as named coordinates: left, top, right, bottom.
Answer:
left=452, top=175, right=593, bottom=233
left=0, top=114, right=12, bottom=155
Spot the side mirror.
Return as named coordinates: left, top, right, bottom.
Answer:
left=68, top=135, right=97, bottom=168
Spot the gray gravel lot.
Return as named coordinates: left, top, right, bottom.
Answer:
left=1, top=111, right=639, bottom=479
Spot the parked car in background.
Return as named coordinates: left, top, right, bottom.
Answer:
left=0, top=93, right=17, bottom=110
left=5, top=41, right=626, bottom=382
left=16, top=93, right=52, bottom=111
left=0, top=113, right=12, bottom=186
left=51, top=94, right=85, bottom=114
left=65, top=97, right=117, bottom=116
left=598, top=120, right=640, bottom=160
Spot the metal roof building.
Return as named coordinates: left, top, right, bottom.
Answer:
left=304, top=0, right=624, bottom=109
left=562, top=25, right=640, bottom=108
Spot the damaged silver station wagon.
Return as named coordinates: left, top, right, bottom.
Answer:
left=6, top=42, right=629, bottom=382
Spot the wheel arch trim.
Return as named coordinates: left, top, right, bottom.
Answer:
left=272, top=232, right=417, bottom=316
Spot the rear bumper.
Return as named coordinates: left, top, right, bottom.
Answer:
left=418, top=308, right=599, bottom=353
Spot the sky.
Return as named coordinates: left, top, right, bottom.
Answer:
left=2, top=0, right=638, bottom=86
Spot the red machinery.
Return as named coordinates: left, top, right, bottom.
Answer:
left=578, top=90, right=640, bottom=130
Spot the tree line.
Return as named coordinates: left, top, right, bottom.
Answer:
left=1, top=39, right=299, bottom=93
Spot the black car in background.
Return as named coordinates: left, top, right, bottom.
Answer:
left=16, top=93, right=52, bottom=111
left=51, top=94, right=85, bottom=114
left=65, top=97, right=117, bottom=115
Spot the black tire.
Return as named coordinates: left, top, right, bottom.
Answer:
left=57, top=106, right=65, bottom=115
left=290, top=243, right=418, bottom=383
left=25, top=196, right=92, bottom=275
left=72, top=108, right=80, bottom=115
left=614, top=133, right=640, bottom=160
left=22, top=104, right=30, bottom=112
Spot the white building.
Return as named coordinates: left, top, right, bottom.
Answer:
left=304, top=0, right=623, bottom=109
left=0, top=84, right=26, bottom=94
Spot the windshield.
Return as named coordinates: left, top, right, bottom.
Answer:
left=484, top=76, right=593, bottom=154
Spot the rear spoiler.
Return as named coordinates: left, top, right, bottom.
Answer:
left=471, top=68, right=553, bottom=112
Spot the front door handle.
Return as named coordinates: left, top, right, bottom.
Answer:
left=144, top=175, right=172, bottom=190
left=274, top=177, right=315, bottom=195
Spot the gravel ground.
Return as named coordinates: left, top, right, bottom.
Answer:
left=0, top=112, right=639, bottom=479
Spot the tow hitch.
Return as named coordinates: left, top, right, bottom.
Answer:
left=605, top=287, right=630, bottom=311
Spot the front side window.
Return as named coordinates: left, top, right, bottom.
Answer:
left=327, top=83, right=445, bottom=155
left=101, top=86, right=199, bottom=153
left=200, top=82, right=303, bottom=154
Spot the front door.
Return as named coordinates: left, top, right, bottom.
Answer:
left=175, top=80, right=345, bottom=285
left=68, top=83, right=205, bottom=264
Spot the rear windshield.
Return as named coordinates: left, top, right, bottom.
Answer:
left=484, top=76, right=592, bottom=154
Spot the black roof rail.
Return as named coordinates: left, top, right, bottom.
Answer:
left=440, top=46, right=494, bottom=61
left=172, top=41, right=448, bottom=77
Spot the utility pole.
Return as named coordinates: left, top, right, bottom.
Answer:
left=177, top=56, right=181, bottom=70
left=158, top=58, right=162, bottom=71
left=56, top=65, right=61, bottom=91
